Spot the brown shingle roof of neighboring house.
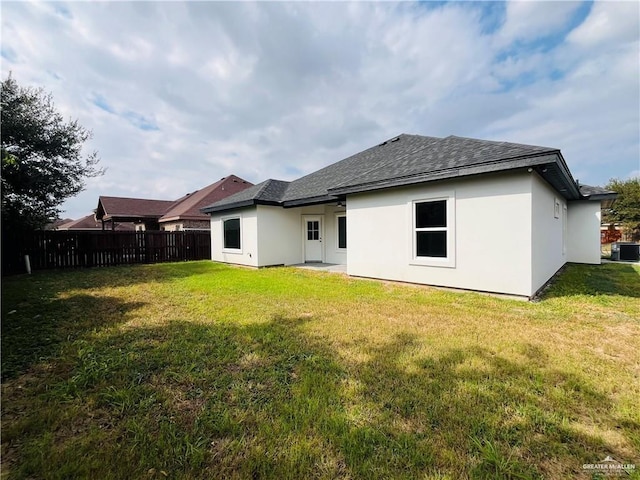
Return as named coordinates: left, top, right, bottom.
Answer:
left=94, top=175, right=253, bottom=226
left=159, top=175, right=253, bottom=223
left=57, top=214, right=134, bottom=231
left=46, top=218, right=73, bottom=230
left=96, top=196, right=176, bottom=222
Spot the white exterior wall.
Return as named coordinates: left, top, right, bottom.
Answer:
left=347, top=172, right=535, bottom=297
left=530, top=173, right=567, bottom=294
left=567, top=201, right=601, bottom=264
left=210, top=204, right=347, bottom=267
left=210, top=208, right=259, bottom=267
left=256, top=205, right=302, bottom=266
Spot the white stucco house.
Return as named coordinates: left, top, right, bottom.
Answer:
left=202, top=134, right=616, bottom=299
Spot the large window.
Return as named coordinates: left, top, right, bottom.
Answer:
left=412, top=194, right=455, bottom=267
left=223, top=217, right=241, bottom=250
left=336, top=214, right=347, bottom=250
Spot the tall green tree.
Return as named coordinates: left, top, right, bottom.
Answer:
left=603, top=177, right=640, bottom=241
left=1, top=75, right=103, bottom=231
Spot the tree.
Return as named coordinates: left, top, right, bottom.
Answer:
left=1, top=75, right=103, bottom=231
left=603, top=177, right=640, bottom=241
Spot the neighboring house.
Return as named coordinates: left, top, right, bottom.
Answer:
left=45, top=218, right=73, bottom=230
left=202, top=134, right=616, bottom=299
left=95, top=175, right=252, bottom=231
left=159, top=175, right=253, bottom=231
left=601, top=224, right=623, bottom=244
left=56, top=214, right=135, bottom=231
left=96, top=197, right=176, bottom=231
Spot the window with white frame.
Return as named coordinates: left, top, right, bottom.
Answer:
left=336, top=214, right=347, bottom=250
left=223, top=217, right=241, bottom=250
left=411, top=193, right=455, bottom=267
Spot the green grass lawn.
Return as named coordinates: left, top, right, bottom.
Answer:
left=2, top=261, right=639, bottom=479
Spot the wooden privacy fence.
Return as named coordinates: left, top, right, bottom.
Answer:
left=2, top=231, right=211, bottom=275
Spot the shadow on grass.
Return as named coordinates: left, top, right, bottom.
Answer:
left=542, top=263, right=640, bottom=299
left=3, top=313, right=637, bottom=479
left=1, top=294, right=145, bottom=381
left=1, top=260, right=222, bottom=293
left=1, top=261, right=225, bottom=380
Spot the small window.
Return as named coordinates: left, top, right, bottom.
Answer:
left=337, top=214, right=347, bottom=249
left=223, top=217, right=241, bottom=250
left=411, top=193, right=455, bottom=268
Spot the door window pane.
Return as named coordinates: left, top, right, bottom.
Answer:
left=307, top=221, right=319, bottom=240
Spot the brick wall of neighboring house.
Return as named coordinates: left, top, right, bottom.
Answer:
left=161, top=220, right=210, bottom=231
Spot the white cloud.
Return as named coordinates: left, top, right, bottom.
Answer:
left=495, top=1, right=584, bottom=46
left=482, top=1, right=639, bottom=186
left=567, top=0, right=639, bottom=48
left=1, top=1, right=637, bottom=218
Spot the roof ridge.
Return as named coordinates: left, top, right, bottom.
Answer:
left=445, top=134, right=558, bottom=151
left=99, top=195, right=175, bottom=202
left=160, top=175, right=253, bottom=220
left=258, top=178, right=291, bottom=202
left=288, top=134, right=408, bottom=185
left=255, top=178, right=276, bottom=198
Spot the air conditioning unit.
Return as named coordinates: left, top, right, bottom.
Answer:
left=611, top=242, right=640, bottom=262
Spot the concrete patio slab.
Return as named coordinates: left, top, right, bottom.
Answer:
left=293, top=263, right=347, bottom=273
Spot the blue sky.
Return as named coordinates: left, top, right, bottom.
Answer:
left=1, top=1, right=638, bottom=219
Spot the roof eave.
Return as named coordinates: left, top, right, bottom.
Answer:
left=580, top=192, right=618, bottom=209
left=328, top=151, right=580, bottom=200
left=282, top=195, right=340, bottom=208
left=328, top=154, right=567, bottom=196
left=583, top=193, right=618, bottom=201
left=552, top=151, right=581, bottom=199
left=201, top=200, right=258, bottom=214
left=103, top=214, right=164, bottom=222
left=159, top=214, right=208, bottom=223
left=255, top=200, right=283, bottom=207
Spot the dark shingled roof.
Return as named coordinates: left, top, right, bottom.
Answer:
left=578, top=184, right=617, bottom=198
left=202, top=134, right=611, bottom=213
left=330, top=135, right=556, bottom=192
left=281, top=135, right=441, bottom=203
left=202, top=179, right=290, bottom=213
left=578, top=184, right=617, bottom=207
